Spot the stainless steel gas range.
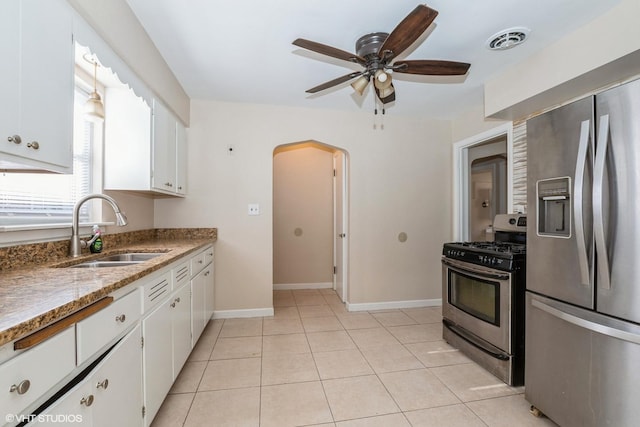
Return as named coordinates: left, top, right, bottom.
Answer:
left=441, top=214, right=526, bottom=386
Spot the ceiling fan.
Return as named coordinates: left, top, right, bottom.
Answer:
left=293, top=4, right=470, bottom=106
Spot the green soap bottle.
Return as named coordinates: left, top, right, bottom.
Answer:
left=90, top=225, right=103, bottom=253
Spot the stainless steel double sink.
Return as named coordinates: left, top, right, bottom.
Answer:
left=67, top=252, right=164, bottom=268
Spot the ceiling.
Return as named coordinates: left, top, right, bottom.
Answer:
left=125, top=0, right=621, bottom=119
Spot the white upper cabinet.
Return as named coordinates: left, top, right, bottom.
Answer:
left=152, top=99, right=187, bottom=196
left=175, top=121, right=188, bottom=195
left=103, top=87, right=152, bottom=191
left=103, top=91, right=186, bottom=197
left=151, top=99, right=176, bottom=194
left=0, top=0, right=73, bottom=173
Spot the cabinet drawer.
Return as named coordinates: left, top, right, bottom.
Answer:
left=190, top=251, right=206, bottom=276
left=0, top=326, right=75, bottom=418
left=141, top=271, right=172, bottom=313
left=203, top=246, right=214, bottom=266
left=76, top=289, right=141, bottom=364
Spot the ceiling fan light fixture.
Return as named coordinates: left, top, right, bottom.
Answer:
left=379, top=85, right=395, bottom=99
left=374, top=70, right=392, bottom=90
left=351, top=75, right=370, bottom=95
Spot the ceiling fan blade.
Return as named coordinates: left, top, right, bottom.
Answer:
left=306, top=72, right=363, bottom=93
left=393, top=60, right=470, bottom=76
left=293, top=38, right=365, bottom=65
left=378, top=5, right=438, bottom=60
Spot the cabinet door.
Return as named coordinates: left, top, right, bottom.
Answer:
left=0, top=0, right=73, bottom=171
left=142, top=300, right=173, bottom=426
left=175, top=121, right=187, bottom=195
left=0, top=0, right=20, bottom=151
left=172, top=283, right=192, bottom=378
left=191, top=270, right=207, bottom=345
left=204, top=264, right=215, bottom=324
left=92, top=324, right=143, bottom=427
left=20, top=0, right=73, bottom=170
left=151, top=100, right=176, bottom=193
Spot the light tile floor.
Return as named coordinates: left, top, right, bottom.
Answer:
left=151, top=289, right=558, bottom=427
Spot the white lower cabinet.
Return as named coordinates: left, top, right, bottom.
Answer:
left=32, top=324, right=143, bottom=426
left=191, top=246, right=215, bottom=346
left=142, top=281, right=191, bottom=426
left=191, top=268, right=207, bottom=345
left=191, top=264, right=214, bottom=345
left=141, top=294, right=173, bottom=426
left=172, top=283, right=192, bottom=377
left=7, top=245, right=215, bottom=427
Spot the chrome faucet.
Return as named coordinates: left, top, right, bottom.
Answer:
left=70, top=194, right=128, bottom=257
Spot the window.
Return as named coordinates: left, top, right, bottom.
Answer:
left=0, top=86, right=98, bottom=227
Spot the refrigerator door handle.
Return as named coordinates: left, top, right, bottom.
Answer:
left=593, top=114, right=611, bottom=290
left=574, top=119, right=591, bottom=287
left=531, top=297, right=640, bottom=345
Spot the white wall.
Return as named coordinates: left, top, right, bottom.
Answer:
left=155, top=101, right=452, bottom=312
left=484, top=0, right=640, bottom=119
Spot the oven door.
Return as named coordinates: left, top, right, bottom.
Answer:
left=442, top=257, right=512, bottom=352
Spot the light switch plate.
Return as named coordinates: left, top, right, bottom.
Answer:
left=248, top=203, right=260, bottom=215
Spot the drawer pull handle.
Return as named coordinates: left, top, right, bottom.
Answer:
left=175, top=297, right=181, bottom=303
left=204, top=271, right=210, bottom=276
left=27, top=141, right=39, bottom=150
left=9, top=380, right=30, bottom=395
left=96, top=379, right=109, bottom=390
left=115, top=314, right=126, bottom=323
left=170, top=302, right=176, bottom=308
left=8, top=135, right=22, bottom=145
left=80, top=395, right=94, bottom=407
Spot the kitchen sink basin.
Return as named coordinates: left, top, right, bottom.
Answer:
left=95, top=253, right=164, bottom=262
left=68, top=260, right=143, bottom=268
left=64, top=252, right=166, bottom=268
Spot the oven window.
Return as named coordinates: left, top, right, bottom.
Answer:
left=448, top=270, right=500, bottom=326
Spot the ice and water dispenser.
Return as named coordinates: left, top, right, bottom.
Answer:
left=537, top=177, right=571, bottom=238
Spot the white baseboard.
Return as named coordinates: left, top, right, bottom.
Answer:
left=346, top=298, right=442, bottom=312
left=213, top=307, right=274, bottom=319
left=273, top=282, right=333, bottom=290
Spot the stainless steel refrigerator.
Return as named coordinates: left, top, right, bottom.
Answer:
left=525, top=77, right=640, bottom=427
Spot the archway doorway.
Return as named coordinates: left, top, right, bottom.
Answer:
left=272, top=141, right=349, bottom=302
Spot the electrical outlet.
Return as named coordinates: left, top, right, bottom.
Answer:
left=248, top=204, right=260, bottom=215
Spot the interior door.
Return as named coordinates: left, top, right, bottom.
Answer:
left=333, top=151, right=347, bottom=302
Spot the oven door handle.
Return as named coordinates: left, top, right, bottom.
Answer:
left=442, top=258, right=510, bottom=281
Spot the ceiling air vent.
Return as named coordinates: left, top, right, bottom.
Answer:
left=486, top=27, right=530, bottom=51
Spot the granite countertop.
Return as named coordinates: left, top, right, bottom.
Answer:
left=0, top=230, right=216, bottom=348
